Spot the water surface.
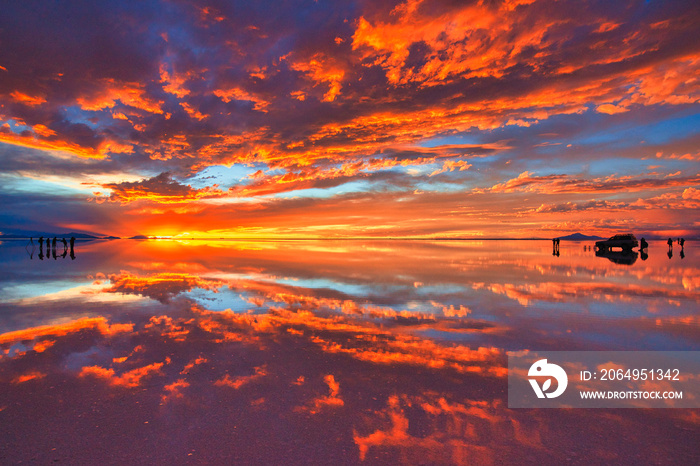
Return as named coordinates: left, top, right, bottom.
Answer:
left=1, top=239, right=698, bottom=463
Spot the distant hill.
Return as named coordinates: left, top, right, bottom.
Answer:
left=129, top=235, right=149, bottom=239
left=103, top=236, right=121, bottom=240
left=0, top=229, right=100, bottom=239
left=65, top=232, right=99, bottom=239
left=558, top=233, right=605, bottom=241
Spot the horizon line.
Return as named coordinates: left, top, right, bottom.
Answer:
left=3, top=235, right=696, bottom=242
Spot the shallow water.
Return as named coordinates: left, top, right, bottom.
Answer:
left=1, top=239, right=698, bottom=463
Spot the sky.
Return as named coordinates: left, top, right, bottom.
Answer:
left=1, top=0, right=699, bottom=239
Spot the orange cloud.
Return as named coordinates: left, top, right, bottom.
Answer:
left=103, top=173, right=225, bottom=204
left=596, top=103, right=630, bottom=115
left=0, top=127, right=107, bottom=159
left=476, top=281, right=700, bottom=307
left=217, top=305, right=505, bottom=375
left=353, top=394, right=521, bottom=464
left=310, top=332, right=505, bottom=376
left=77, top=79, right=163, bottom=114
left=352, top=0, right=681, bottom=95
left=10, top=91, right=46, bottom=106
left=181, top=356, right=208, bottom=374
left=441, top=304, right=472, bottom=318
left=483, top=171, right=700, bottom=195
left=144, top=315, right=192, bottom=341
left=215, top=365, right=267, bottom=389
left=80, top=361, right=165, bottom=388
left=682, top=187, right=700, bottom=200
left=106, top=271, right=224, bottom=302
left=429, top=159, right=472, bottom=177
left=295, top=374, right=344, bottom=414
left=180, top=102, right=207, bottom=120
left=0, top=317, right=133, bottom=346
left=159, top=64, right=191, bottom=98
left=162, top=379, right=190, bottom=403
left=32, top=339, right=56, bottom=353
left=12, top=371, right=47, bottom=384
left=213, top=87, right=270, bottom=112
left=32, top=124, right=57, bottom=137
left=290, top=53, right=346, bottom=102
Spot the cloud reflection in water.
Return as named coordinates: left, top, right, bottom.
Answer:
left=0, top=239, right=698, bottom=463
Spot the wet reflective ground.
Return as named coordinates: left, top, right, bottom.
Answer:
left=1, top=239, right=698, bottom=464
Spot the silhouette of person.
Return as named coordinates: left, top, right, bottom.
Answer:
left=52, top=237, right=58, bottom=260
left=680, top=238, right=685, bottom=248
left=680, top=249, right=685, bottom=259
left=38, top=236, right=43, bottom=248
left=26, top=237, right=35, bottom=259
left=70, top=237, right=76, bottom=260
left=640, top=238, right=648, bottom=250
left=62, top=238, right=68, bottom=254
left=667, top=238, right=673, bottom=252
left=552, top=238, right=560, bottom=255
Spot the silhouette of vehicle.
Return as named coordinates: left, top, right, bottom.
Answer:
left=596, top=249, right=638, bottom=265
left=595, top=234, right=638, bottom=252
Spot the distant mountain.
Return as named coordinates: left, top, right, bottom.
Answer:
left=65, top=232, right=99, bottom=239
left=103, top=235, right=121, bottom=240
left=0, top=229, right=100, bottom=239
left=558, top=233, right=605, bottom=241
left=129, top=235, right=149, bottom=239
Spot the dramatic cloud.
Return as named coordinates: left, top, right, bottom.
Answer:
left=483, top=172, right=700, bottom=195
left=0, top=317, right=133, bottom=346
left=79, top=361, right=166, bottom=388
left=106, top=271, right=224, bottom=302
left=104, top=172, right=225, bottom=204
left=1, top=0, right=699, bottom=237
